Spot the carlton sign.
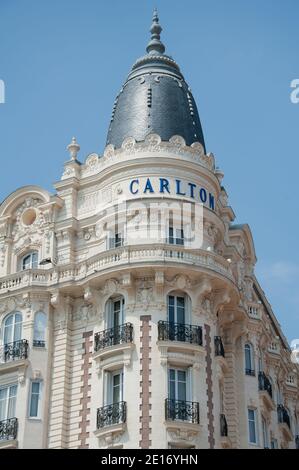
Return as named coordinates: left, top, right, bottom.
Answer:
left=129, top=177, right=215, bottom=211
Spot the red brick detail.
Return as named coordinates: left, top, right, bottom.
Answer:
left=79, top=330, right=93, bottom=449
left=204, top=324, right=215, bottom=449
left=139, top=315, right=152, bottom=448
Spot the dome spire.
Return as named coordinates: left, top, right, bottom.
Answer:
left=146, top=8, right=165, bottom=55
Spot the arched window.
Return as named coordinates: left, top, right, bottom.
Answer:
left=21, top=251, right=38, bottom=270
left=33, top=312, right=47, bottom=347
left=245, top=343, right=255, bottom=376
left=3, top=312, right=22, bottom=345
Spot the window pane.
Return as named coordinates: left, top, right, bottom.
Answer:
left=7, top=395, right=16, bottom=419
left=32, top=252, right=38, bottom=268
left=245, top=345, right=252, bottom=370
left=14, top=320, right=22, bottom=342
left=30, top=383, right=40, bottom=417
left=34, top=312, right=46, bottom=341
left=177, top=381, right=186, bottom=401
left=248, top=409, right=256, bottom=443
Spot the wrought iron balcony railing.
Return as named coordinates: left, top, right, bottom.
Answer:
left=33, top=340, right=45, bottom=348
left=258, top=371, right=273, bottom=398
left=295, top=435, right=299, bottom=449
left=0, top=339, right=29, bottom=363
left=97, top=401, right=126, bottom=429
left=245, top=368, right=256, bottom=376
left=277, top=404, right=291, bottom=429
left=214, top=336, right=225, bottom=357
left=220, top=413, right=228, bottom=437
left=158, top=321, right=203, bottom=346
left=94, top=323, right=133, bottom=352
left=0, top=418, right=18, bottom=441
left=165, top=398, right=200, bottom=424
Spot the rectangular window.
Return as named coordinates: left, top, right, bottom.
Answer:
left=106, top=369, right=123, bottom=405
left=248, top=408, right=257, bottom=444
left=0, top=384, right=17, bottom=421
left=168, top=226, right=184, bottom=246
left=168, top=295, right=185, bottom=324
left=29, top=382, right=41, bottom=418
left=262, top=417, right=269, bottom=448
left=109, top=232, right=123, bottom=249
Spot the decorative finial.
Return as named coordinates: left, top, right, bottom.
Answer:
left=146, top=8, right=165, bottom=54
left=67, top=136, right=80, bottom=161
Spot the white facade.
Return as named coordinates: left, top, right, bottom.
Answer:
left=0, top=132, right=298, bottom=449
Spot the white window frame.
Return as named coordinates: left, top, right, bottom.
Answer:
left=168, top=367, right=192, bottom=402
left=2, top=312, right=22, bottom=346
left=167, top=294, right=191, bottom=325
left=21, top=251, right=38, bottom=271
left=33, top=311, right=47, bottom=347
left=108, top=231, right=123, bottom=249
left=168, top=225, right=184, bottom=246
left=28, top=380, right=42, bottom=419
left=248, top=408, right=258, bottom=445
left=104, top=368, right=124, bottom=406
left=106, top=297, right=125, bottom=329
left=0, top=384, right=18, bottom=421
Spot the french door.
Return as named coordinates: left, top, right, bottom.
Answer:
left=0, top=385, right=17, bottom=422
left=168, top=295, right=185, bottom=341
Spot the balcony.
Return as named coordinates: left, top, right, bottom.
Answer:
left=158, top=321, right=202, bottom=346
left=277, top=404, right=293, bottom=441
left=32, top=340, right=45, bottom=348
left=94, top=323, right=133, bottom=352
left=94, top=401, right=127, bottom=446
left=277, top=404, right=290, bottom=428
left=97, top=401, right=126, bottom=429
left=93, top=323, right=134, bottom=371
left=219, top=413, right=231, bottom=448
left=258, top=372, right=272, bottom=397
left=245, top=368, right=255, bottom=377
left=0, top=339, right=28, bottom=371
left=0, top=245, right=234, bottom=296
left=165, top=398, right=200, bottom=424
left=258, top=372, right=275, bottom=411
left=0, top=418, right=18, bottom=448
left=214, top=336, right=225, bottom=357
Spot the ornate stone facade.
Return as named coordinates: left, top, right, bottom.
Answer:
left=0, top=133, right=297, bottom=449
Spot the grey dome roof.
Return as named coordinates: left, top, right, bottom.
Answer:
left=106, top=10, right=206, bottom=152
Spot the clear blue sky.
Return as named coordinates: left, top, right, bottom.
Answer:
left=0, top=0, right=298, bottom=342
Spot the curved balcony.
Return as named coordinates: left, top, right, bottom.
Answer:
left=0, top=418, right=18, bottom=447
left=94, top=323, right=133, bottom=352
left=93, top=324, right=134, bottom=370
left=277, top=404, right=293, bottom=441
left=97, top=401, right=127, bottom=429
left=158, top=321, right=202, bottom=346
left=0, top=339, right=29, bottom=375
left=94, top=401, right=127, bottom=446
left=165, top=398, right=200, bottom=424
left=0, top=245, right=234, bottom=295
